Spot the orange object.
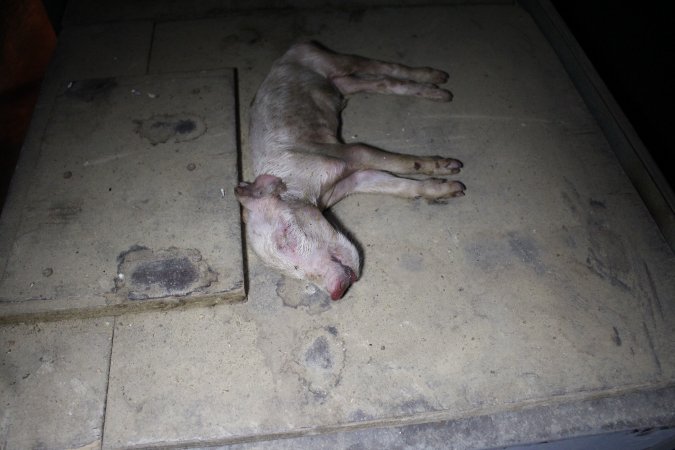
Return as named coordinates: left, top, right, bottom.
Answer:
left=0, top=0, right=56, bottom=208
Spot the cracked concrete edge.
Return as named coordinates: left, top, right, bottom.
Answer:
left=112, top=382, right=675, bottom=449
left=0, top=55, right=247, bottom=324
left=0, top=288, right=245, bottom=325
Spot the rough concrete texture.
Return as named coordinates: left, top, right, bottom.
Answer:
left=103, top=4, right=674, bottom=448
left=0, top=318, right=113, bottom=449
left=1, top=3, right=674, bottom=450
left=0, top=70, right=244, bottom=320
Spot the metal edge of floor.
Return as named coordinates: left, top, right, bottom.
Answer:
left=518, top=0, right=675, bottom=253
left=114, top=383, right=675, bottom=449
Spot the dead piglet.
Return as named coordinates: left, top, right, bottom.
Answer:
left=237, top=41, right=465, bottom=300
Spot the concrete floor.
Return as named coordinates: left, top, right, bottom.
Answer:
left=1, top=2, right=674, bottom=449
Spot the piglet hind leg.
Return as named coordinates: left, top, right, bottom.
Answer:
left=320, top=170, right=465, bottom=208
left=299, top=41, right=450, bottom=85
left=332, top=75, right=452, bottom=102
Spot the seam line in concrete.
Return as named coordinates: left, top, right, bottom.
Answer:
left=101, top=315, right=117, bottom=448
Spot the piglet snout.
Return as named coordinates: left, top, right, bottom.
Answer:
left=330, top=278, right=351, bottom=301
left=330, top=263, right=358, bottom=301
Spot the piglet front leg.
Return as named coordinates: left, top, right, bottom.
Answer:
left=343, top=143, right=462, bottom=176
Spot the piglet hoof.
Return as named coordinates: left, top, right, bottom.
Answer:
left=421, top=179, right=465, bottom=203
left=414, top=157, right=462, bottom=176
left=426, top=87, right=453, bottom=102
left=426, top=68, right=449, bottom=85
left=434, top=157, right=462, bottom=175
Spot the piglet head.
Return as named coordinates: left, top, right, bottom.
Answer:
left=235, top=174, right=360, bottom=300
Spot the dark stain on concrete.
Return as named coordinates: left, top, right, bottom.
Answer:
left=399, top=252, right=424, bottom=272
left=464, top=240, right=503, bottom=272
left=220, top=28, right=261, bottom=47
left=349, top=409, right=374, bottom=422
left=561, top=179, right=635, bottom=292
left=612, top=326, right=622, bottom=346
left=305, top=336, right=333, bottom=370
left=65, top=78, right=117, bottom=102
left=585, top=223, right=631, bottom=292
left=398, top=398, right=435, bottom=415
left=130, top=256, right=198, bottom=294
left=114, top=246, right=217, bottom=300
left=642, top=261, right=664, bottom=320
left=170, top=119, right=196, bottom=134
left=276, top=276, right=332, bottom=315
left=465, top=231, right=546, bottom=275
left=47, top=202, right=82, bottom=224
left=589, top=198, right=606, bottom=209
left=291, top=327, right=346, bottom=399
left=508, top=232, right=545, bottom=275
left=642, top=321, right=663, bottom=373
left=560, top=191, right=578, bottom=215
left=134, top=113, right=206, bottom=145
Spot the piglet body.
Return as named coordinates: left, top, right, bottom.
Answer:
left=236, top=41, right=465, bottom=299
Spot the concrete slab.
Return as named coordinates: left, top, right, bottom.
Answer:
left=55, top=21, right=154, bottom=81
left=104, top=6, right=675, bottom=448
left=62, top=0, right=511, bottom=26
left=3, top=2, right=673, bottom=449
left=0, top=70, right=244, bottom=321
left=103, top=306, right=278, bottom=448
left=0, top=317, right=113, bottom=449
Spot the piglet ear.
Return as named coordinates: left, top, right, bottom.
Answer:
left=234, top=174, right=286, bottom=208
left=234, top=174, right=285, bottom=199
left=254, top=174, right=287, bottom=196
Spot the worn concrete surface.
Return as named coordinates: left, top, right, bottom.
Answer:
left=108, top=4, right=674, bottom=449
left=1, top=2, right=674, bottom=450
left=0, top=317, right=113, bottom=449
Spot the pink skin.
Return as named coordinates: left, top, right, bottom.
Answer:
left=328, top=258, right=358, bottom=300
left=237, top=41, right=465, bottom=300
left=235, top=174, right=360, bottom=299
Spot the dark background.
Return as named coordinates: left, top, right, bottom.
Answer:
left=551, top=0, right=674, bottom=190
left=1, top=1, right=673, bottom=212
